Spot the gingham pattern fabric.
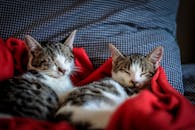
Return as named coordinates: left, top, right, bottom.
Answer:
left=0, top=0, right=184, bottom=94
left=182, top=64, right=195, bottom=104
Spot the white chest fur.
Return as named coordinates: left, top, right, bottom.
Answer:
left=40, top=75, right=73, bottom=104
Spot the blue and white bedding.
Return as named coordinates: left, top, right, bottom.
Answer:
left=0, top=0, right=184, bottom=95
left=182, top=64, right=195, bottom=104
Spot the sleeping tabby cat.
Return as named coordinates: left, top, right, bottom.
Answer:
left=0, top=30, right=77, bottom=120
left=55, top=44, right=164, bottom=129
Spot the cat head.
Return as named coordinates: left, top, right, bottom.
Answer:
left=109, top=44, right=163, bottom=91
left=25, top=30, right=77, bottom=78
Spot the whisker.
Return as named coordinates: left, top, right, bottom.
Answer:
left=70, top=66, right=82, bottom=76
left=72, top=66, right=82, bottom=73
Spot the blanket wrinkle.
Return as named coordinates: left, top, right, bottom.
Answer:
left=5, top=38, right=29, bottom=75
left=0, top=38, right=28, bottom=80
left=106, top=67, right=195, bottom=130
left=71, top=48, right=94, bottom=86
left=0, top=38, right=14, bottom=80
left=0, top=37, right=195, bottom=130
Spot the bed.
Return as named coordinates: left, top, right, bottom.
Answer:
left=0, top=0, right=194, bottom=129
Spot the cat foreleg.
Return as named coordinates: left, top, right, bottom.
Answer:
left=55, top=106, right=115, bottom=129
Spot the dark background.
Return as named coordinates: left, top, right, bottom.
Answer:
left=177, top=0, right=195, bottom=64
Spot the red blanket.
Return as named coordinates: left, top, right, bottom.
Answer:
left=0, top=38, right=195, bottom=130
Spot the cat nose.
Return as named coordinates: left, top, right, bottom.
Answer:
left=58, top=67, right=66, bottom=74
left=131, top=80, right=138, bottom=87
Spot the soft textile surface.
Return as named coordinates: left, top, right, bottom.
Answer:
left=0, top=38, right=28, bottom=81
left=106, top=67, right=195, bottom=130
left=0, top=39, right=14, bottom=81
left=0, top=0, right=183, bottom=93
left=0, top=38, right=195, bottom=130
left=0, top=118, right=75, bottom=130
left=182, top=64, right=195, bottom=104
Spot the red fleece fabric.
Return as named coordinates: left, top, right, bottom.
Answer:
left=0, top=38, right=28, bottom=81
left=106, top=67, right=195, bottom=130
left=0, top=38, right=14, bottom=80
left=0, top=38, right=195, bottom=130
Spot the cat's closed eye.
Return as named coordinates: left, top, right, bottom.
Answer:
left=140, top=72, right=147, bottom=77
left=120, top=69, right=131, bottom=75
left=143, top=72, right=154, bottom=77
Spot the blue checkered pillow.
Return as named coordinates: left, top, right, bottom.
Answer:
left=0, top=0, right=183, bottom=93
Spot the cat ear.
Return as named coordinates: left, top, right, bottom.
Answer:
left=64, top=30, right=77, bottom=50
left=147, top=46, right=164, bottom=69
left=109, top=44, right=124, bottom=61
left=25, top=35, right=42, bottom=52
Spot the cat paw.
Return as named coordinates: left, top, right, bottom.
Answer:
left=55, top=110, right=93, bottom=130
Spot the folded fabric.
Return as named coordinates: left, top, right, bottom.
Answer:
left=0, top=38, right=195, bottom=130
left=0, top=117, right=75, bottom=130
left=74, top=58, right=112, bottom=86
left=0, top=38, right=28, bottom=81
left=71, top=48, right=94, bottom=86
left=0, top=38, right=14, bottom=81
left=106, top=67, right=195, bottom=130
